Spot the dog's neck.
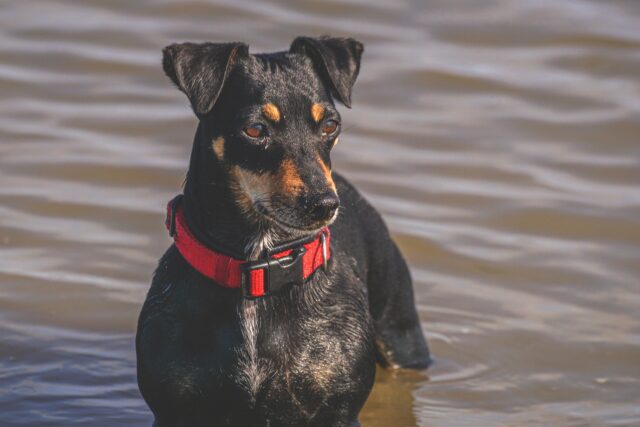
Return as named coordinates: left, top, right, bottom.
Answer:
left=181, top=123, right=297, bottom=260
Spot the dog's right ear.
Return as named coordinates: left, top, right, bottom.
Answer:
left=290, top=36, right=363, bottom=108
left=162, top=42, right=248, bottom=117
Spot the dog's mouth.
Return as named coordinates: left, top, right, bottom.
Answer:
left=254, top=202, right=337, bottom=234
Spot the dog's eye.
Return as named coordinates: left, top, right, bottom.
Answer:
left=321, top=120, right=339, bottom=136
left=244, top=124, right=267, bottom=140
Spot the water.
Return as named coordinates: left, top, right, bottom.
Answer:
left=1, top=1, right=639, bottom=426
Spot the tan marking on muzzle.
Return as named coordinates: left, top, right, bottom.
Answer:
left=311, top=103, right=325, bottom=123
left=262, top=103, right=281, bottom=123
left=279, top=159, right=305, bottom=196
left=316, top=154, right=336, bottom=191
left=212, top=137, right=225, bottom=159
left=230, top=165, right=274, bottom=213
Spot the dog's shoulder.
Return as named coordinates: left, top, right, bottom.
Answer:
left=333, top=172, right=387, bottom=229
left=331, top=171, right=396, bottom=268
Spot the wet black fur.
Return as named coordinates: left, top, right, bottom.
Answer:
left=137, top=36, right=431, bottom=427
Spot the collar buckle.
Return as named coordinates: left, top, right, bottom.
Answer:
left=240, top=246, right=306, bottom=298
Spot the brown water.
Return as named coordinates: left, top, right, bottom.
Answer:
left=1, top=1, right=639, bottom=426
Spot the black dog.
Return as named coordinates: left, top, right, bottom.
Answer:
left=136, top=36, right=430, bottom=427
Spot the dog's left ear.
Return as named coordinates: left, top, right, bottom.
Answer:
left=162, top=42, right=248, bottom=116
left=290, top=36, right=364, bottom=108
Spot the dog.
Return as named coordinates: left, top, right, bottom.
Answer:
left=136, top=36, right=431, bottom=427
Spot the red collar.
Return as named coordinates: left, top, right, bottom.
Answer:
left=165, top=196, right=331, bottom=298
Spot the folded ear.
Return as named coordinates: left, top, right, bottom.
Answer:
left=290, top=36, right=364, bottom=108
left=162, top=42, right=248, bottom=116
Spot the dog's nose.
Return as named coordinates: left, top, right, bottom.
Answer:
left=309, top=193, right=340, bottom=222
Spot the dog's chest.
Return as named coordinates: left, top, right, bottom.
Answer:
left=231, top=274, right=373, bottom=419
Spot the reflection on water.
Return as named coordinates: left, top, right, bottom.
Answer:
left=1, top=0, right=639, bottom=426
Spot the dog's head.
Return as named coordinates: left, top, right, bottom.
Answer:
left=162, top=36, right=363, bottom=235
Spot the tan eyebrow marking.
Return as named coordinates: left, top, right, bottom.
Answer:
left=212, top=137, right=225, bottom=159
left=316, top=154, right=336, bottom=191
left=262, top=103, right=281, bottom=123
left=311, top=103, right=325, bottom=123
